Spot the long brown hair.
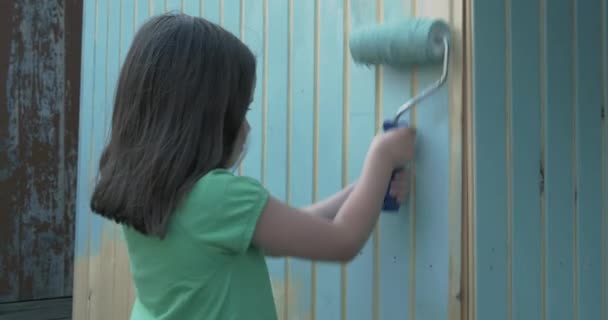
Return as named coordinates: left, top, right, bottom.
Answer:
left=90, top=13, right=256, bottom=237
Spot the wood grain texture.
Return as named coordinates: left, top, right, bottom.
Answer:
left=0, top=0, right=82, bottom=303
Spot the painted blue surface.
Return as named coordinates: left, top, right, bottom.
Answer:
left=265, top=0, right=289, bottom=309
left=574, top=1, right=604, bottom=319
left=74, top=0, right=456, bottom=318
left=241, top=0, right=263, bottom=182
left=74, top=0, right=96, bottom=257
left=377, top=0, right=414, bottom=318
left=510, top=0, right=542, bottom=318
left=288, top=0, right=315, bottom=317
left=135, top=0, right=151, bottom=28
left=544, top=1, right=575, bottom=319
left=473, top=0, right=608, bottom=317
left=345, top=2, right=377, bottom=319
left=203, top=0, right=220, bottom=24
left=473, top=0, right=509, bottom=318
left=152, top=0, right=165, bottom=15
left=89, top=0, right=110, bottom=255
left=315, top=0, right=345, bottom=318
left=182, top=0, right=201, bottom=16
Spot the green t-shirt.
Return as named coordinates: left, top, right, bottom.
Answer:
left=122, top=169, right=277, bottom=320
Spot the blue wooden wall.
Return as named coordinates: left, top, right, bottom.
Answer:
left=472, top=0, right=608, bottom=319
left=72, top=0, right=463, bottom=319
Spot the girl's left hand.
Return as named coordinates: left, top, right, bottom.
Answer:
left=388, top=167, right=413, bottom=203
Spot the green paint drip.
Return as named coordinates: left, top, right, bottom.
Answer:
left=349, top=18, right=451, bottom=68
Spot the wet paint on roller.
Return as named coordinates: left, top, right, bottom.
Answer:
left=349, top=17, right=450, bottom=69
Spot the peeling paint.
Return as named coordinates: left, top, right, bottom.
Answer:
left=0, top=0, right=81, bottom=302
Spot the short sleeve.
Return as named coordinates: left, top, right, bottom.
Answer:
left=179, top=170, right=270, bottom=254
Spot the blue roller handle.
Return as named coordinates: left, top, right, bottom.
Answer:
left=381, top=119, right=409, bottom=212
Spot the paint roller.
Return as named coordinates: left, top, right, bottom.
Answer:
left=349, top=17, right=451, bottom=211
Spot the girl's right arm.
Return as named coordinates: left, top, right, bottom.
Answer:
left=251, top=127, right=415, bottom=262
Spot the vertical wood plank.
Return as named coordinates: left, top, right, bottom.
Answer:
left=72, top=0, right=97, bottom=316
left=222, top=0, right=239, bottom=34
left=105, top=0, right=121, bottom=317
left=266, top=0, right=288, bottom=317
left=473, top=0, right=509, bottom=318
left=445, top=0, right=465, bottom=318
left=242, top=0, right=263, bottom=183
left=203, top=0, right=220, bottom=24
left=315, top=0, right=344, bottom=319
left=574, top=0, right=603, bottom=319
left=135, top=0, right=150, bottom=27
left=115, top=0, right=137, bottom=317
left=289, top=0, right=315, bottom=317
left=509, top=0, right=543, bottom=319
left=345, top=0, right=377, bottom=319
left=413, top=1, right=451, bottom=320
left=603, top=0, right=608, bottom=317
left=463, top=0, right=475, bottom=317
left=543, top=1, right=575, bottom=319
left=87, top=0, right=109, bottom=318
left=182, top=0, right=200, bottom=16
left=376, top=1, right=413, bottom=319
left=166, top=0, right=182, bottom=11
left=152, top=0, right=164, bottom=15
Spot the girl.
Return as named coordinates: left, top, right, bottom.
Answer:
left=91, top=13, right=416, bottom=320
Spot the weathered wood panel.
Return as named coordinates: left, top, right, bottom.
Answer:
left=0, top=0, right=82, bottom=303
left=471, top=0, right=608, bottom=318
left=0, top=297, right=72, bottom=320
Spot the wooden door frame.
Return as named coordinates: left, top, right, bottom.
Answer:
left=461, top=0, right=475, bottom=318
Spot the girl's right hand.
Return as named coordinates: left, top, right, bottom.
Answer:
left=371, top=126, right=417, bottom=169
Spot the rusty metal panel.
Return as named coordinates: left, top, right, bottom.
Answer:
left=0, top=0, right=82, bottom=302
